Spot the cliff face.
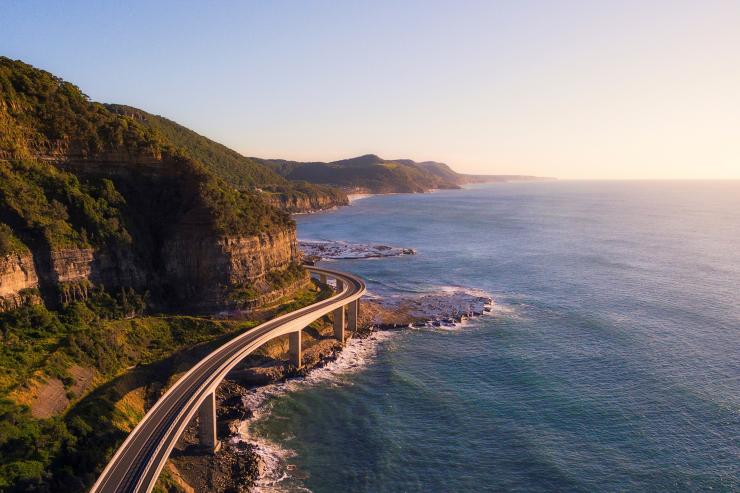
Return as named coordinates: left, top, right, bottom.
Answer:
left=0, top=152, right=305, bottom=312
left=60, top=153, right=303, bottom=312
left=0, top=252, right=39, bottom=310
left=162, top=228, right=299, bottom=311
left=0, top=57, right=305, bottom=313
left=221, top=229, right=298, bottom=284
left=265, top=192, right=348, bottom=213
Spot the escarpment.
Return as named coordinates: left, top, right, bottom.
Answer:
left=162, top=228, right=302, bottom=310
left=1, top=149, right=304, bottom=312
left=264, top=188, right=349, bottom=212
left=105, top=104, right=350, bottom=213
left=0, top=57, right=305, bottom=313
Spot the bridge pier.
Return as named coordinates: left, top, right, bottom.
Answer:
left=198, top=392, right=220, bottom=452
left=335, top=278, right=344, bottom=292
left=333, top=306, right=345, bottom=344
left=319, top=273, right=327, bottom=284
left=289, top=330, right=302, bottom=368
left=348, top=299, right=358, bottom=331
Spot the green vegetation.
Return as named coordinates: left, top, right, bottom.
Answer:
left=0, top=57, right=292, bottom=251
left=0, top=57, right=325, bottom=492
left=0, top=56, right=312, bottom=492
left=106, top=104, right=348, bottom=211
left=0, top=158, right=131, bottom=250
left=0, top=294, right=246, bottom=491
left=0, top=280, right=324, bottom=492
left=263, top=154, right=464, bottom=193
left=228, top=262, right=307, bottom=305
left=106, top=105, right=282, bottom=189
left=0, top=58, right=163, bottom=159
left=272, top=279, right=332, bottom=316
left=0, top=223, right=28, bottom=256
left=266, top=261, right=305, bottom=290
left=194, top=168, right=292, bottom=235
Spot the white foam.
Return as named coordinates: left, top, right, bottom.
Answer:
left=347, top=193, right=374, bottom=203
left=437, top=285, right=493, bottom=298
left=235, top=329, right=397, bottom=492
left=233, top=286, right=507, bottom=490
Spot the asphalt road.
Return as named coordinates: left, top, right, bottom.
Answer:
left=90, top=266, right=365, bottom=493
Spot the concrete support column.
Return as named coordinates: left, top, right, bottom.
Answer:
left=319, top=273, right=327, bottom=284
left=335, top=279, right=344, bottom=292
left=348, top=300, right=358, bottom=332
left=289, top=330, right=302, bottom=368
left=333, top=306, right=346, bottom=344
left=198, top=392, right=220, bottom=452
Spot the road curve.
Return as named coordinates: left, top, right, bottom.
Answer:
left=90, top=266, right=365, bottom=493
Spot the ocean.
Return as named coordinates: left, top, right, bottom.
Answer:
left=250, top=181, right=739, bottom=492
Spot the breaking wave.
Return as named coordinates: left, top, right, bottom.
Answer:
left=235, top=330, right=398, bottom=492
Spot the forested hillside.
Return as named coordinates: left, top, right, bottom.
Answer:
left=107, top=105, right=348, bottom=212
left=259, top=154, right=461, bottom=193
left=0, top=57, right=314, bottom=492
left=260, top=153, right=548, bottom=193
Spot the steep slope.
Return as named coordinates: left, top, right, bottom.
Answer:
left=0, top=57, right=323, bottom=493
left=106, top=105, right=348, bottom=212
left=0, top=57, right=304, bottom=313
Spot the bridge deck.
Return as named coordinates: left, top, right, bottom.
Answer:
left=91, top=267, right=365, bottom=493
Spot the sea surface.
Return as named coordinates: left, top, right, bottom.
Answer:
left=252, top=181, right=740, bottom=492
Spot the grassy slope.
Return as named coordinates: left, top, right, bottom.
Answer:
left=0, top=283, right=326, bottom=492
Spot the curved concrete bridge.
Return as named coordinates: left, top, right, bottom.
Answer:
left=91, top=266, right=365, bottom=493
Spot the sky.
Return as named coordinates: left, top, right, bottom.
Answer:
left=2, top=0, right=740, bottom=179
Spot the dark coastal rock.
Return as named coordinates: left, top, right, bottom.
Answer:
left=299, top=240, right=416, bottom=260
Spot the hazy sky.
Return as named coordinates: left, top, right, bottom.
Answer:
left=3, top=0, right=740, bottom=178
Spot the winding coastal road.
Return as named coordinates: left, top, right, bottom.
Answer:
left=90, top=266, right=365, bottom=493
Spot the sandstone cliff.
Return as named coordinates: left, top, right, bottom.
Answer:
left=162, top=228, right=301, bottom=311
left=0, top=57, right=306, bottom=313
left=1, top=151, right=305, bottom=312
left=0, top=252, right=40, bottom=310
left=265, top=190, right=349, bottom=213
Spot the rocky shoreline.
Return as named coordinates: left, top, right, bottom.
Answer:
left=299, top=239, right=416, bottom=261
left=161, top=289, right=493, bottom=492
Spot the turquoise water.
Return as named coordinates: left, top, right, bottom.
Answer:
left=255, top=182, right=740, bottom=492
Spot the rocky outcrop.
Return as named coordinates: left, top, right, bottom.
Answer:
left=0, top=245, right=150, bottom=310
left=0, top=229, right=304, bottom=313
left=48, top=248, right=95, bottom=283
left=265, top=192, right=348, bottom=213
left=221, top=229, right=299, bottom=285
left=162, top=228, right=301, bottom=311
left=1, top=56, right=307, bottom=314
left=0, top=252, right=40, bottom=310
left=1, top=151, right=305, bottom=312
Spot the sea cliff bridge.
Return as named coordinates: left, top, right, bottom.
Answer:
left=91, top=266, right=366, bottom=493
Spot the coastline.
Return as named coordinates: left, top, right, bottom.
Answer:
left=346, top=193, right=374, bottom=203
left=161, top=190, right=497, bottom=492
left=303, top=184, right=500, bottom=216
left=163, top=276, right=494, bottom=492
